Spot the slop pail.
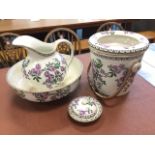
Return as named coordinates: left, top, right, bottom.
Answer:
left=88, top=31, right=149, bottom=99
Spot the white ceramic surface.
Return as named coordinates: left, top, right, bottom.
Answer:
left=68, top=96, right=103, bottom=123
left=88, top=31, right=149, bottom=97
left=12, top=36, right=74, bottom=90
left=6, top=55, right=83, bottom=102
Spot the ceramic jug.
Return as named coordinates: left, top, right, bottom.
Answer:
left=12, top=35, right=74, bottom=90
left=88, top=31, right=149, bottom=99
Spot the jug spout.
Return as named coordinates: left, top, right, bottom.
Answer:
left=12, top=35, right=55, bottom=55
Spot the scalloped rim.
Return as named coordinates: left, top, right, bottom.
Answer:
left=88, top=31, right=149, bottom=54
left=68, top=96, right=103, bottom=123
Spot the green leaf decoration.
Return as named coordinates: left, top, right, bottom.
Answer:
left=95, top=59, right=103, bottom=68
left=55, top=63, right=60, bottom=68
left=36, top=77, right=40, bottom=82
left=107, top=72, right=116, bottom=77
left=33, top=76, right=41, bottom=82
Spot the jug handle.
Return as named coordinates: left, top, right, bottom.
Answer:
left=53, top=38, right=74, bottom=66
left=87, top=61, right=141, bottom=101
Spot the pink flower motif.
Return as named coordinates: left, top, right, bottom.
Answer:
left=79, top=110, right=86, bottom=115
left=49, top=66, right=55, bottom=72
left=36, top=64, right=41, bottom=69
left=44, top=71, right=50, bottom=77
left=55, top=70, right=60, bottom=75
left=61, top=66, right=65, bottom=71
left=119, top=64, right=125, bottom=69
left=32, top=68, right=36, bottom=73
left=33, top=92, right=49, bottom=101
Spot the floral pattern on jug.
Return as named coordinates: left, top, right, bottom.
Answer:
left=12, top=36, right=74, bottom=90
left=22, top=56, right=67, bottom=89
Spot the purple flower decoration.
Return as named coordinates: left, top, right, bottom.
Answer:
left=49, top=66, right=55, bottom=72
left=108, top=64, right=125, bottom=74
left=36, top=64, right=41, bottom=69
left=44, top=71, right=50, bottom=77
left=79, top=110, right=86, bottom=116
left=30, top=64, right=42, bottom=76
left=33, top=92, right=49, bottom=102
left=115, top=76, right=125, bottom=87
left=55, top=70, right=60, bottom=75
left=61, top=66, right=65, bottom=72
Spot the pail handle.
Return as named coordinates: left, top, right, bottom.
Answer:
left=87, top=61, right=141, bottom=99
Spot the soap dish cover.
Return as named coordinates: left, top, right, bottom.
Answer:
left=68, top=96, right=103, bottom=123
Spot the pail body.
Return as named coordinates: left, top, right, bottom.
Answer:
left=88, top=31, right=149, bottom=97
